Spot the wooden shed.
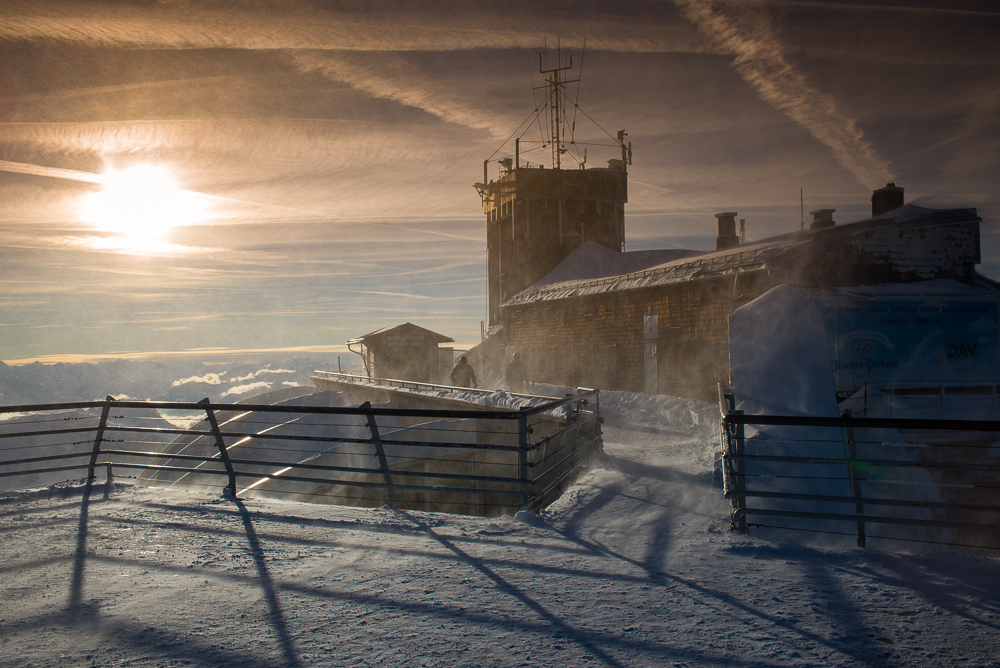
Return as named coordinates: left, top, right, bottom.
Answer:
left=348, top=323, right=455, bottom=384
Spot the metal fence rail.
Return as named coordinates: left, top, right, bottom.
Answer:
left=0, top=390, right=602, bottom=517
left=312, top=371, right=544, bottom=397
left=720, top=394, right=1000, bottom=551
left=843, top=381, right=1000, bottom=420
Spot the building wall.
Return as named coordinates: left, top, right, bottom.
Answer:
left=363, top=327, right=453, bottom=384
left=776, top=218, right=981, bottom=286
left=504, top=271, right=770, bottom=398
left=497, top=209, right=984, bottom=399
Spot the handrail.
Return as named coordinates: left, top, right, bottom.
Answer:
left=0, top=397, right=586, bottom=422
left=0, top=389, right=603, bottom=517
left=723, top=413, right=1000, bottom=432
left=310, top=372, right=599, bottom=418
left=719, top=405, right=1000, bottom=551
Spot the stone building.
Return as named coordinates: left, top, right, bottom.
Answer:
left=485, top=184, right=995, bottom=400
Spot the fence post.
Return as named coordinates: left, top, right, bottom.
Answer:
left=586, top=394, right=603, bottom=456
left=723, top=409, right=747, bottom=534
left=842, top=409, right=867, bottom=547
left=87, top=396, right=114, bottom=480
left=564, top=394, right=575, bottom=427
left=200, top=398, right=236, bottom=497
left=360, top=401, right=394, bottom=507
left=517, top=412, right=531, bottom=508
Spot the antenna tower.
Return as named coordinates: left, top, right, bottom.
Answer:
left=536, top=40, right=578, bottom=170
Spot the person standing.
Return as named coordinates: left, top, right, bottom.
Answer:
left=505, top=352, right=528, bottom=393
left=450, top=356, right=478, bottom=388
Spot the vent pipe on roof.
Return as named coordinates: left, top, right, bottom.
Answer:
left=716, top=212, right=740, bottom=250
left=872, top=182, right=904, bottom=217
left=809, top=208, right=836, bottom=230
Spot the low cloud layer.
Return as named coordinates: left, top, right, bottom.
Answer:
left=172, top=373, right=225, bottom=387
left=221, top=381, right=272, bottom=397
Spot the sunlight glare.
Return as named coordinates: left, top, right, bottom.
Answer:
left=79, top=164, right=208, bottom=253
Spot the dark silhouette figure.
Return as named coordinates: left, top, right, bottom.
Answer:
left=505, top=352, right=528, bottom=393
left=450, top=356, right=477, bottom=388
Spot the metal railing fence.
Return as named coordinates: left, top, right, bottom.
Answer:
left=0, top=390, right=602, bottom=517
left=311, top=370, right=554, bottom=400
left=313, top=370, right=492, bottom=394
left=843, top=381, right=1000, bottom=420
left=720, top=394, right=1000, bottom=552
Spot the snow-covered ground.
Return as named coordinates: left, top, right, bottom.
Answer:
left=1, top=393, right=999, bottom=667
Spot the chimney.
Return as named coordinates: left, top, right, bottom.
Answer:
left=715, top=212, right=740, bottom=250
left=809, top=208, right=836, bottom=230
left=871, top=181, right=904, bottom=217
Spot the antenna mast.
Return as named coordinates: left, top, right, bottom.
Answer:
left=537, top=40, right=578, bottom=170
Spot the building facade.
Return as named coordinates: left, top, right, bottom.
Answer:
left=489, top=197, right=991, bottom=400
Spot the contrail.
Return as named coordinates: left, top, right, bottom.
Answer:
left=0, top=158, right=329, bottom=217
left=0, top=159, right=104, bottom=184
left=287, top=51, right=511, bottom=141
left=674, top=0, right=893, bottom=189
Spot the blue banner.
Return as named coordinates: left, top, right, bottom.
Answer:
left=812, top=297, right=1000, bottom=391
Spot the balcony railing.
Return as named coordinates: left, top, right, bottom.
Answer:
left=0, top=390, right=602, bottom=517
left=720, top=393, right=1000, bottom=552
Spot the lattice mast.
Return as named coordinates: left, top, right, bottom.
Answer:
left=537, top=45, right=578, bottom=170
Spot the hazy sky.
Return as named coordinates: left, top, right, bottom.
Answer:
left=1, top=0, right=998, bottom=363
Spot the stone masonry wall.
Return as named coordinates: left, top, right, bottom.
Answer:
left=502, top=271, right=769, bottom=398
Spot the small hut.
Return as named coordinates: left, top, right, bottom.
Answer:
left=348, top=323, right=454, bottom=384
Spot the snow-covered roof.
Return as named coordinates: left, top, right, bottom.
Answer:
left=531, top=241, right=703, bottom=288
left=504, top=205, right=983, bottom=306
left=349, top=322, right=454, bottom=345
left=505, top=235, right=805, bottom=306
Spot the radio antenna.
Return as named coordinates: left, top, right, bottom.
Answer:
left=536, top=37, right=578, bottom=170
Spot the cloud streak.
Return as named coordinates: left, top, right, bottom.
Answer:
left=674, top=0, right=893, bottom=189
left=3, top=1, right=991, bottom=65
left=0, top=2, right=705, bottom=53
left=288, top=51, right=513, bottom=140
left=0, top=159, right=103, bottom=184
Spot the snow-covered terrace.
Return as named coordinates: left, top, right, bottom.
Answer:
left=2, top=393, right=999, bottom=667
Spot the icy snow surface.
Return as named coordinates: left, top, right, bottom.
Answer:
left=1, top=391, right=999, bottom=667
left=728, top=286, right=947, bottom=546
left=730, top=284, right=840, bottom=418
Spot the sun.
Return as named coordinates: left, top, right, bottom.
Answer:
left=79, top=164, right=208, bottom=253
